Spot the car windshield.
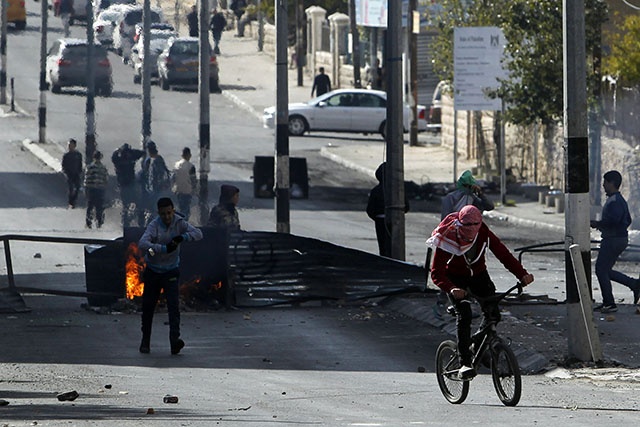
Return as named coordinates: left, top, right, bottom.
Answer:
left=170, top=42, right=198, bottom=56
left=124, top=10, right=161, bottom=25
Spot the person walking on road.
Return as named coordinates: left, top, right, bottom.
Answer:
left=230, top=0, right=247, bottom=37
left=58, top=0, right=74, bottom=37
left=207, top=184, right=241, bottom=232
left=591, top=170, right=640, bottom=312
left=111, top=143, right=145, bottom=226
left=209, top=8, right=227, bottom=54
left=311, top=67, right=331, bottom=97
left=366, top=162, right=409, bottom=257
left=428, top=205, right=534, bottom=380
left=172, top=147, right=197, bottom=221
left=187, top=5, right=198, bottom=37
left=84, top=151, right=109, bottom=229
left=62, top=138, right=83, bottom=209
left=138, top=197, right=203, bottom=355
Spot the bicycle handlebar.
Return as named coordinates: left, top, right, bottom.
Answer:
left=470, top=282, right=523, bottom=304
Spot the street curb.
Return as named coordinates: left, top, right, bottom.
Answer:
left=483, top=209, right=564, bottom=234
left=221, top=89, right=263, bottom=122
left=21, top=139, right=62, bottom=173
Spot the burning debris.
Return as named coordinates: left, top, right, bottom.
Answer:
left=125, top=243, right=145, bottom=300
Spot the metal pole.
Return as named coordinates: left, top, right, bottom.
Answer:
left=296, top=0, right=303, bottom=86
left=141, top=0, right=152, bottom=145
left=349, top=0, right=361, bottom=88
left=408, top=0, right=418, bottom=146
left=257, top=0, right=264, bottom=52
left=453, top=109, right=458, bottom=183
left=39, top=1, right=48, bottom=143
left=1, top=0, right=8, bottom=104
left=386, top=0, right=405, bottom=260
left=85, top=3, right=97, bottom=163
left=275, top=0, right=290, bottom=233
left=500, top=100, right=506, bottom=204
left=590, top=19, right=603, bottom=207
left=199, top=0, right=211, bottom=226
left=564, top=0, right=592, bottom=361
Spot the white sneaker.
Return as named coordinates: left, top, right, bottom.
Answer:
left=458, top=365, right=476, bottom=380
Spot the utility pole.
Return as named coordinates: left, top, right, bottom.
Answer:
left=564, top=0, right=593, bottom=361
left=39, top=0, right=48, bottom=143
left=275, top=0, right=290, bottom=233
left=386, top=0, right=405, bottom=260
left=141, top=0, right=152, bottom=146
left=349, top=0, right=361, bottom=88
left=296, top=0, right=303, bottom=86
left=199, top=0, right=211, bottom=226
left=589, top=17, right=603, bottom=207
left=85, top=3, right=97, bottom=163
left=257, top=0, right=264, bottom=51
left=408, top=0, right=418, bottom=146
left=1, top=0, right=8, bottom=104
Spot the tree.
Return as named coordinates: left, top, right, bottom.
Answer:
left=603, top=14, right=640, bottom=86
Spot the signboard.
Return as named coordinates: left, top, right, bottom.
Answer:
left=453, top=26, right=505, bottom=111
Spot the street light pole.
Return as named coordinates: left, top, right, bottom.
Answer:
left=275, top=0, right=290, bottom=233
left=408, top=0, right=418, bottom=146
left=85, top=2, right=97, bottom=163
left=563, top=0, right=594, bottom=361
left=199, top=0, right=211, bottom=226
left=1, top=0, right=8, bottom=104
left=386, top=0, right=405, bottom=260
left=39, top=0, right=48, bottom=143
left=141, top=0, right=152, bottom=146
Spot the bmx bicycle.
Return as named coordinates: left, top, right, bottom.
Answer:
left=435, top=283, right=523, bottom=406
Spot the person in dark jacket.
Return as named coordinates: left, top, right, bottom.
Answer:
left=311, top=67, right=331, bottom=97
left=209, top=8, right=227, bottom=54
left=138, top=141, right=170, bottom=226
left=207, top=184, right=241, bottom=231
left=428, top=205, right=534, bottom=379
left=187, top=5, right=198, bottom=37
left=230, top=0, right=247, bottom=37
left=591, top=170, right=640, bottom=313
left=58, top=0, right=74, bottom=37
left=61, top=138, right=83, bottom=209
left=112, top=143, right=145, bottom=226
left=366, top=162, right=409, bottom=257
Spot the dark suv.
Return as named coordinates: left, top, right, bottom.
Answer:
left=157, top=37, right=220, bottom=92
left=46, top=38, right=113, bottom=96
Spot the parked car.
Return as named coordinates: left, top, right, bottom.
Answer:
left=130, top=28, right=178, bottom=84
left=427, top=80, right=448, bottom=133
left=112, top=5, right=164, bottom=60
left=46, top=38, right=113, bottom=96
left=92, top=0, right=135, bottom=19
left=263, top=89, right=428, bottom=137
left=157, top=37, right=220, bottom=92
left=93, top=4, right=130, bottom=46
left=7, top=0, right=26, bottom=30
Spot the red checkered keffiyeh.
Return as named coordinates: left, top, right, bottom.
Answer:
left=427, top=205, right=483, bottom=256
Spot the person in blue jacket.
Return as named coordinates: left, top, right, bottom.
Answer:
left=591, top=170, right=640, bottom=313
left=137, top=197, right=203, bottom=354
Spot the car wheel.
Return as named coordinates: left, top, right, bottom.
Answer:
left=15, top=21, right=26, bottom=30
left=133, top=73, right=141, bottom=84
left=209, top=79, right=221, bottom=93
left=51, top=83, right=61, bottom=94
left=116, top=47, right=122, bottom=57
left=288, top=115, right=308, bottom=136
left=160, top=77, right=169, bottom=91
left=379, top=121, right=386, bottom=139
left=100, top=84, right=112, bottom=97
left=69, top=18, right=74, bottom=26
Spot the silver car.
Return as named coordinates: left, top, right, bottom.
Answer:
left=157, top=37, right=220, bottom=92
left=46, top=38, right=113, bottom=96
left=130, top=28, right=178, bottom=84
left=263, top=89, right=427, bottom=137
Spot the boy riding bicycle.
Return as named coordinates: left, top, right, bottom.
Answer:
left=427, top=205, right=534, bottom=379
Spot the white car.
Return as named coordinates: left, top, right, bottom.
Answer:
left=93, top=5, right=129, bottom=46
left=263, top=89, right=428, bottom=137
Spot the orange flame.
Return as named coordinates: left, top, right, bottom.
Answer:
left=125, top=242, right=145, bottom=299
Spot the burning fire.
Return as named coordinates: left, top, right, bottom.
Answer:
left=125, top=242, right=145, bottom=299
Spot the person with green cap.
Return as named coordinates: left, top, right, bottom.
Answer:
left=440, top=170, right=494, bottom=220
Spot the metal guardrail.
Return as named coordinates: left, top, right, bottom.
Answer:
left=1, top=234, right=121, bottom=298
left=515, top=240, right=640, bottom=263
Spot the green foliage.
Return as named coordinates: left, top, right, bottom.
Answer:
left=603, top=15, right=640, bottom=85
left=431, top=0, right=608, bottom=127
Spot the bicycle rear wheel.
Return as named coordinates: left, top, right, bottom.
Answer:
left=490, top=341, right=521, bottom=406
left=435, top=340, right=469, bottom=404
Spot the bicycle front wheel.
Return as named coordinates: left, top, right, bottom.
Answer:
left=490, top=341, right=521, bottom=406
left=435, top=340, right=469, bottom=404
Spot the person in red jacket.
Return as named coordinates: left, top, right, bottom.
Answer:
left=427, top=205, right=534, bottom=380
